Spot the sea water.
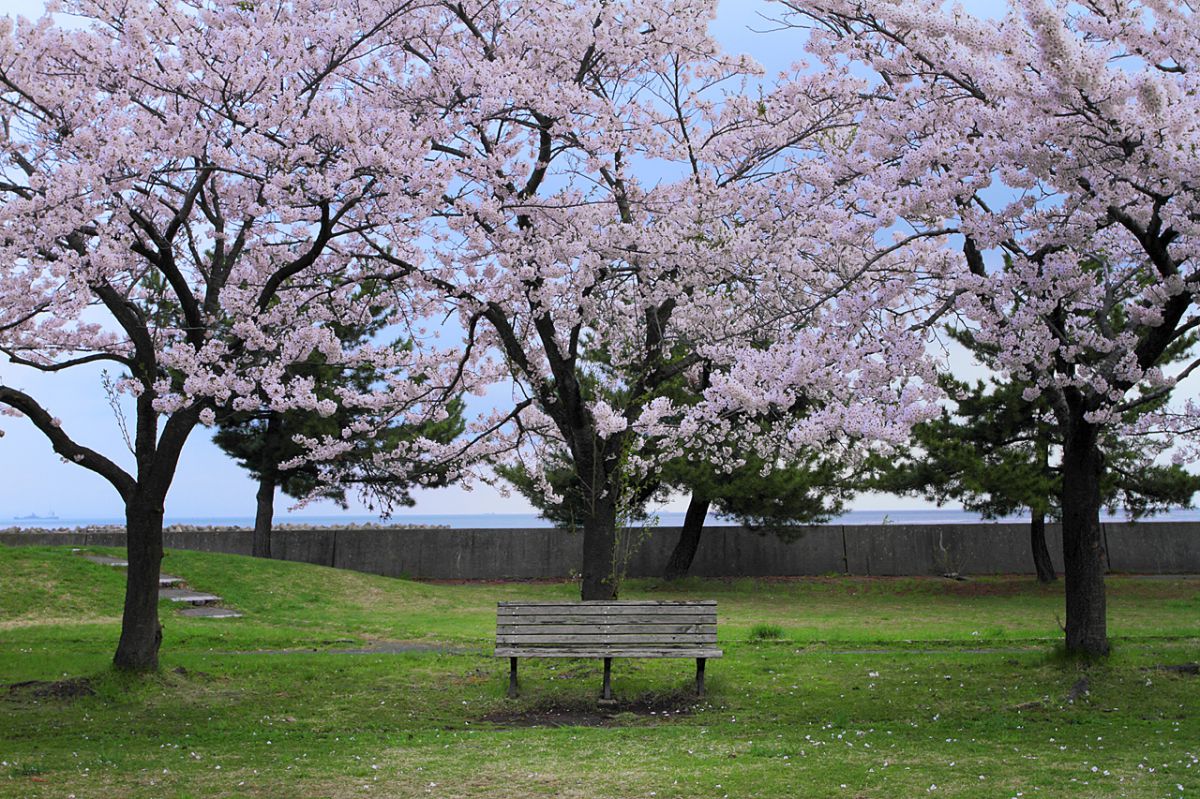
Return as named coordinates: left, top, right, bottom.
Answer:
left=8, top=507, right=1199, bottom=529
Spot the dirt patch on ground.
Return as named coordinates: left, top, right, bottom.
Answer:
left=6, top=676, right=95, bottom=701
left=848, top=576, right=1047, bottom=597
left=421, top=577, right=574, bottom=586
left=714, top=575, right=1052, bottom=597
left=0, top=614, right=121, bottom=630
left=1144, top=663, right=1200, bottom=675
left=481, top=692, right=699, bottom=728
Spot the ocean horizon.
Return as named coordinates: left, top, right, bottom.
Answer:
left=6, top=507, right=1200, bottom=529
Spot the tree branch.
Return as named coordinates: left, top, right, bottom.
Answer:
left=0, top=385, right=136, bottom=500
left=1, top=349, right=134, bottom=372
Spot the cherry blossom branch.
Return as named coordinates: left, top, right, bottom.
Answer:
left=1, top=349, right=135, bottom=372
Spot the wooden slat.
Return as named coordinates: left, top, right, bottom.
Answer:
left=496, top=647, right=723, bottom=659
left=500, top=606, right=714, bottom=618
left=497, top=633, right=717, bottom=645
left=496, top=611, right=710, bottom=619
left=499, top=600, right=715, bottom=607
left=498, top=614, right=715, bottom=626
left=497, top=611, right=715, bottom=620
left=500, top=614, right=715, bottom=623
left=498, top=623, right=715, bottom=636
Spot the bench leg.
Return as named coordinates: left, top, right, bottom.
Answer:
left=695, top=657, right=706, bottom=697
left=601, top=657, right=613, bottom=701
left=508, top=657, right=519, bottom=699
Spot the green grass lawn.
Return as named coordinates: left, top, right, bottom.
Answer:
left=2, top=545, right=1198, bottom=798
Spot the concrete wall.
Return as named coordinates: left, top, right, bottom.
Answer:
left=1, top=522, right=1195, bottom=578
left=1104, top=522, right=1200, bottom=573
left=841, top=524, right=1067, bottom=576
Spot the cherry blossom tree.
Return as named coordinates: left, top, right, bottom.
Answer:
left=782, top=0, right=1200, bottom=655
left=1, top=0, right=944, bottom=669
left=0, top=1, right=467, bottom=670
left=332, top=0, right=942, bottom=600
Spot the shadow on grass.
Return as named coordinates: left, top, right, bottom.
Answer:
left=481, top=688, right=704, bottom=729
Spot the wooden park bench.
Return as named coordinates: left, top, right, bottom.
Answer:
left=495, top=600, right=722, bottom=700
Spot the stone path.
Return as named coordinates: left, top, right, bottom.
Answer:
left=159, top=587, right=223, bottom=604
left=81, top=552, right=242, bottom=619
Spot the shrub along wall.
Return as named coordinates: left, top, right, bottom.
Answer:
left=2, top=523, right=1198, bottom=579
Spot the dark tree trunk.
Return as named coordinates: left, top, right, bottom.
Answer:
left=1031, top=437, right=1056, bottom=583
left=663, top=493, right=710, bottom=580
left=253, top=471, right=276, bottom=559
left=1060, top=418, right=1109, bottom=656
left=581, top=493, right=619, bottom=601
left=113, top=494, right=165, bottom=671
left=1030, top=511, right=1057, bottom=583
left=252, top=413, right=282, bottom=559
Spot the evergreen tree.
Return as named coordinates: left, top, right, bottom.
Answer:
left=498, top=354, right=855, bottom=581
left=497, top=336, right=859, bottom=580
left=496, top=333, right=864, bottom=575
left=656, top=449, right=852, bottom=580
left=873, top=331, right=1200, bottom=582
left=498, top=446, right=851, bottom=579
left=214, top=293, right=465, bottom=558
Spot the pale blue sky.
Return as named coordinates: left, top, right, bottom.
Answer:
left=0, top=0, right=1107, bottom=523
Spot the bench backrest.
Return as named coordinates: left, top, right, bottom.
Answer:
left=496, top=600, right=717, bottom=656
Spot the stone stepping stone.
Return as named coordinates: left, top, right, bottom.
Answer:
left=85, top=556, right=183, bottom=586
left=159, top=588, right=221, bottom=605
left=80, top=552, right=240, bottom=618
left=178, top=606, right=243, bottom=619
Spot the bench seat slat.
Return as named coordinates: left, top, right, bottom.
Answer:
left=500, top=602, right=713, bottom=610
left=499, top=600, right=715, bottom=608
left=499, top=612, right=714, bottom=624
left=499, top=623, right=715, bottom=635
left=499, top=608, right=714, bottom=619
left=496, top=647, right=723, bottom=659
left=498, top=633, right=716, bottom=645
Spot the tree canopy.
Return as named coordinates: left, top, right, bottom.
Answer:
left=785, top=0, right=1200, bottom=654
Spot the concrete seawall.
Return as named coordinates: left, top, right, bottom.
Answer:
left=3, top=522, right=1198, bottom=579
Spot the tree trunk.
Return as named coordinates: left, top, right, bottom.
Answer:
left=663, top=493, right=710, bottom=580
left=581, top=493, right=619, bottom=601
left=113, top=494, right=165, bottom=671
left=1060, top=418, right=1109, bottom=656
left=253, top=471, right=276, bottom=559
left=252, top=413, right=282, bottom=559
left=1030, top=511, right=1057, bottom=583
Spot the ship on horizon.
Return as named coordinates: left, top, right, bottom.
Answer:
left=13, top=511, right=59, bottom=521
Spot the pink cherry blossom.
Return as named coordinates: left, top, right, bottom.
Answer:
left=315, top=0, right=944, bottom=599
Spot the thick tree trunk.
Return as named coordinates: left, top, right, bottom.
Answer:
left=581, top=493, right=619, bottom=601
left=663, top=493, right=710, bottom=581
left=113, top=495, right=165, bottom=671
left=1030, top=511, right=1057, bottom=583
left=252, top=413, right=281, bottom=559
left=1060, top=419, right=1109, bottom=656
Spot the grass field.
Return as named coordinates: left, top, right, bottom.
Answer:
left=1, top=545, right=1198, bottom=798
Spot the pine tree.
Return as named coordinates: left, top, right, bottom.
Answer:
left=214, top=292, right=464, bottom=557
left=498, top=357, right=854, bottom=582
left=657, top=449, right=852, bottom=580
left=873, top=331, right=1200, bottom=582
